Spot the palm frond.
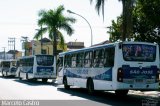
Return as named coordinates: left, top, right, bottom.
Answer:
left=36, top=5, right=76, bottom=54
left=59, top=23, right=74, bottom=36
left=90, top=0, right=93, bottom=4
left=57, top=30, right=65, bottom=50
left=90, top=0, right=105, bottom=21
left=34, top=27, right=48, bottom=40
left=55, top=5, right=64, bottom=16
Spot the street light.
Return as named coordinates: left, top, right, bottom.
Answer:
left=67, top=10, right=93, bottom=46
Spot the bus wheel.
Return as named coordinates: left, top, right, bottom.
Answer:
left=26, top=73, right=28, bottom=80
left=115, top=90, right=128, bottom=96
left=19, top=72, right=22, bottom=80
left=63, top=77, right=70, bottom=89
left=42, top=78, right=48, bottom=83
left=87, top=79, right=94, bottom=95
left=2, top=70, right=4, bottom=77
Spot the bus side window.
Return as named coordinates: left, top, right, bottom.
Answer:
left=58, top=57, right=63, bottom=67
left=93, top=49, right=104, bottom=68
left=104, top=47, right=115, bottom=67
left=71, top=54, right=76, bottom=68
left=65, top=55, right=71, bottom=68
left=99, top=49, right=104, bottom=67
left=93, top=50, right=98, bottom=67
left=84, top=51, right=92, bottom=67
left=76, top=52, right=84, bottom=67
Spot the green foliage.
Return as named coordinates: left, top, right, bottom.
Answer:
left=90, top=0, right=105, bottom=20
left=34, top=5, right=76, bottom=52
left=108, top=0, right=160, bottom=43
left=90, top=0, right=134, bottom=41
left=133, top=0, right=160, bottom=43
left=107, top=16, right=122, bottom=42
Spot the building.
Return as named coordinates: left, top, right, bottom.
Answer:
left=91, top=40, right=111, bottom=47
left=66, top=42, right=85, bottom=50
left=22, top=38, right=85, bottom=56
left=0, top=50, right=22, bottom=60
left=23, top=38, right=67, bottom=56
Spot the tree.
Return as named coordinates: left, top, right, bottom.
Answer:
left=107, top=0, right=160, bottom=43
left=132, top=0, right=160, bottom=43
left=34, top=5, right=76, bottom=51
left=107, top=16, right=122, bottom=42
left=35, top=5, right=76, bottom=75
left=90, top=0, right=134, bottom=41
left=90, top=0, right=105, bottom=20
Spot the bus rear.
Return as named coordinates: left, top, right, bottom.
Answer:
left=34, top=55, right=56, bottom=80
left=115, top=42, right=159, bottom=91
left=1, top=60, right=17, bottom=76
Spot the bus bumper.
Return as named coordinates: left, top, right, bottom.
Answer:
left=115, top=82, right=159, bottom=90
left=33, top=74, right=56, bottom=79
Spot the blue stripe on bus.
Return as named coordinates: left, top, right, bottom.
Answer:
left=122, top=65, right=158, bottom=79
left=20, top=67, right=33, bottom=73
left=65, top=68, right=112, bottom=81
left=37, top=67, right=53, bottom=73
left=94, top=68, right=112, bottom=81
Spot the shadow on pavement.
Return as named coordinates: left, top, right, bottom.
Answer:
left=13, top=79, right=58, bottom=87
left=0, top=75, right=17, bottom=79
left=57, top=87, right=160, bottom=106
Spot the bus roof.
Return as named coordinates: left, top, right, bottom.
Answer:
left=0, top=59, right=17, bottom=62
left=18, top=54, right=53, bottom=59
left=59, top=41, right=158, bottom=56
left=59, top=42, right=116, bottom=56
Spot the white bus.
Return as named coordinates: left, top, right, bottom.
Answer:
left=58, top=42, right=160, bottom=95
left=17, top=54, right=56, bottom=82
left=0, top=60, right=17, bottom=77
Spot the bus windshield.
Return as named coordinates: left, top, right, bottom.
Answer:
left=2, top=62, right=10, bottom=67
left=36, top=55, right=54, bottom=66
left=122, top=44, right=156, bottom=62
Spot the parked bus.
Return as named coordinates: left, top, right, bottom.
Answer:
left=58, top=42, right=160, bottom=95
left=17, top=54, right=56, bottom=82
left=0, top=59, right=17, bottom=77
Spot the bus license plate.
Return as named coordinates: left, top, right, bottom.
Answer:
left=135, top=79, right=143, bottom=83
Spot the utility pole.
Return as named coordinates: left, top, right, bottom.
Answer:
left=8, top=37, right=16, bottom=59
left=2, top=47, right=6, bottom=60
left=21, top=36, right=28, bottom=56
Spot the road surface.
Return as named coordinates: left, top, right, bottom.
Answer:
left=0, top=75, right=159, bottom=106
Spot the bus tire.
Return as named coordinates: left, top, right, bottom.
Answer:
left=26, top=73, right=28, bottom=80
left=42, top=78, right=48, bottom=83
left=87, top=78, right=94, bottom=95
left=2, top=70, right=4, bottom=77
left=19, top=72, right=22, bottom=80
left=115, top=90, right=128, bottom=96
left=32, top=78, right=37, bottom=81
left=63, top=77, right=70, bottom=89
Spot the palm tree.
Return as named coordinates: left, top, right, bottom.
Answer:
left=90, top=0, right=134, bottom=41
left=90, top=0, right=105, bottom=20
left=34, top=5, right=76, bottom=75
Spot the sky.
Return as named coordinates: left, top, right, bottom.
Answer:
left=0, top=0, right=122, bottom=52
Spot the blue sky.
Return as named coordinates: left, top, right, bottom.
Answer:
left=0, top=0, right=122, bottom=51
